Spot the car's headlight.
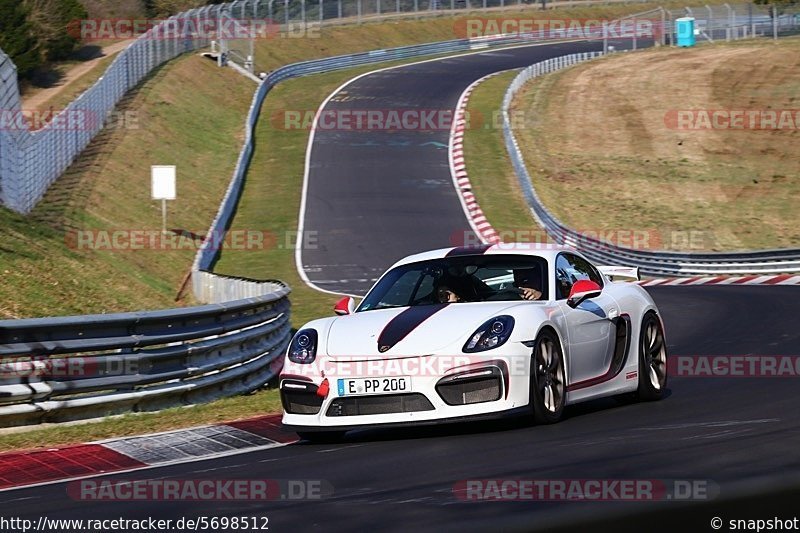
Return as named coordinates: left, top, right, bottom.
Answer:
left=463, top=316, right=515, bottom=353
left=288, top=329, right=318, bottom=364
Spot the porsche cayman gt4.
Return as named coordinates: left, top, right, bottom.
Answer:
left=280, top=243, right=667, bottom=441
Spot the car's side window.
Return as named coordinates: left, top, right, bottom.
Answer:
left=555, top=253, right=603, bottom=300
left=569, top=254, right=604, bottom=288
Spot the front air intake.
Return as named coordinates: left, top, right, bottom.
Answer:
left=436, top=366, right=504, bottom=406
left=281, top=380, right=324, bottom=414
left=326, top=393, right=434, bottom=416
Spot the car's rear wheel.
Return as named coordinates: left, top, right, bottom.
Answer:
left=530, top=329, right=566, bottom=424
left=637, top=312, right=667, bottom=401
left=297, top=431, right=346, bottom=443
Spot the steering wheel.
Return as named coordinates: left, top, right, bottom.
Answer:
left=483, top=287, right=523, bottom=301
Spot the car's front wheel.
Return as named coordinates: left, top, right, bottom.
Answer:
left=637, top=312, right=667, bottom=401
left=530, top=329, right=566, bottom=424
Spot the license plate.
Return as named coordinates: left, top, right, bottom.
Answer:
left=337, top=377, right=411, bottom=396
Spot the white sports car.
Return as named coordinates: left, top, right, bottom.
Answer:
left=281, top=243, right=667, bottom=441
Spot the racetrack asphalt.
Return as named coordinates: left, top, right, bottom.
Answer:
left=2, top=286, right=799, bottom=532
left=3, top=39, right=799, bottom=531
left=298, top=40, right=609, bottom=296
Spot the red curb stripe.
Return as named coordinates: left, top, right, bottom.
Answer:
left=764, top=274, right=793, bottom=285
left=0, top=444, right=146, bottom=490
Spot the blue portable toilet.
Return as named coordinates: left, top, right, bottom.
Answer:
left=675, top=17, right=696, bottom=47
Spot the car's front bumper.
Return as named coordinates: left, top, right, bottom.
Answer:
left=280, top=351, right=532, bottom=430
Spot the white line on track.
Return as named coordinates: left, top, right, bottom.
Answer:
left=295, top=42, right=586, bottom=296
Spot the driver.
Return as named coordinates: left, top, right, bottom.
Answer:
left=436, top=285, right=462, bottom=303
left=434, top=274, right=468, bottom=303
left=513, top=267, right=543, bottom=301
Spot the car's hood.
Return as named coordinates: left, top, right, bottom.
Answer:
left=326, top=302, right=522, bottom=360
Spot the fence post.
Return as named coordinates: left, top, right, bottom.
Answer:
left=723, top=3, right=733, bottom=41
left=773, top=4, right=778, bottom=40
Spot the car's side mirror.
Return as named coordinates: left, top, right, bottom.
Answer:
left=567, top=280, right=602, bottom=308
left=334, top=296, right=356, bottom=316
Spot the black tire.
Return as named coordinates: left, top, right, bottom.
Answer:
left=636, top=312, right=668, bottom=401
left=297, top=431, right=346, bottom=443
left=530, top=329, right=566, bottom=424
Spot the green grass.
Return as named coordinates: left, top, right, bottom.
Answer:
left=213, top=59, right=461, bottom=325
left=1, top=54, right=255, bottom=319
left=0, top=0, right=739, bottom=450
left=461, top=70, right=542, bottom=239
left=0, top=388, right=282, bottom=453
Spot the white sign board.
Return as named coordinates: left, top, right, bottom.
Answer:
left=151, top=165, right=176, bottom=200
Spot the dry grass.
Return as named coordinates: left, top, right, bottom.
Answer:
left=0, top=54, right=254, bottom=318
left=512, top=37, right=800, bottom=251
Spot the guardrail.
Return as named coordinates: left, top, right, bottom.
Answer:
left=192, top=31, right=580, bottom=301
left=0, top=0, right=659, bottom=215
left=501, top=51, right=800, bottom=276
left=0, top=281, right=290, bottom=427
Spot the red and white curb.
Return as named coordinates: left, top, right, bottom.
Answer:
left=0, top=414, right=295, bottom=492
left=446, top=75, right=800, bottom=288
left=638, top=274, right=800, bottom=287
left=448, top=71, right=512, bottom=246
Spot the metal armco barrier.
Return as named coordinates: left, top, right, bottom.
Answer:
left=501, top=51, right=800, bottom=276
left=0, top=281, right=290, bottom=427
left=192, top=31, right=569, bottom=304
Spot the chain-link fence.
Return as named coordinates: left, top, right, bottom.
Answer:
left=663, top=3, right=800, bottom=42
left=0, top=6, right=229, bottom=214
left=1, top=0, right=798, bottom=215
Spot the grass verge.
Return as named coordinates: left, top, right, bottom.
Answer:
left=0, top=0, right=738, bottom=450
left=0, top=54, right=255, bottom=319
left=511, top=37, right=800, bottom=251
left=462, top=70, right=540, bottom=238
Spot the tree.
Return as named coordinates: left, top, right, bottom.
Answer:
left=0, top=0, right=40, bottom=77
left=23, top=0, right=88, bottom=61
left=752, top=0, right=798, bottom=15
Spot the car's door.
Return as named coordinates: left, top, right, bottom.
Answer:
left=554, top=253, right=618, bottom=387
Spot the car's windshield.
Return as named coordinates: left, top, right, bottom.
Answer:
left=358, top=254, right=549, bottom=311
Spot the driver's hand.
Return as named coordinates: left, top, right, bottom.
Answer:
left=520, top=287, right=542, bottom=300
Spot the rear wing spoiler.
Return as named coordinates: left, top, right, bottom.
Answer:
left=598, top=265, right=640, bottom=282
